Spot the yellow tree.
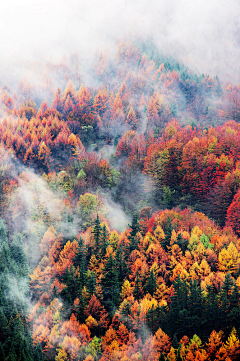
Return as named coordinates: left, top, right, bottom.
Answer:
left=218, top=242, right=240, bottom=274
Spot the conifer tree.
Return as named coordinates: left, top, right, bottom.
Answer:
left=145, top=268, right=157, bottom=296
left=133, top=270, right=142, bottom=300
left=128, top=214, right=140, bottom=254
left=115, top=244, right=128, bottom=283
left=0, top=343, right=4, bottom=361
left=92, top=214, right=102, bottom=256
left=172, top=334, right=179, bottom=349
left=34, top=343, right=44, bottom=361
left=101, top=224, right=109, bottom=256
left=101, top=253, right=120, bottom=314
left=159, top=352, right=165, bottom=361
left=86, top=271, right=97, bottom=296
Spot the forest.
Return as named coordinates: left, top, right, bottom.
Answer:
left=1, top=40, right=240, bottom=360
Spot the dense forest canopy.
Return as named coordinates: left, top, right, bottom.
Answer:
left=1, top=39, right=240, bottom=360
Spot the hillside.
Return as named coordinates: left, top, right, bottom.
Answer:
left=0, top=40, right=240, bottom=360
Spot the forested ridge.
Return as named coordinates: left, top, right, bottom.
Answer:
left=1, top=40, right=240, bottom=360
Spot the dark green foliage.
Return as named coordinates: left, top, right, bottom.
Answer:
left=144, top=268, right=157, bottom=296
left=101, top=254, right=120, bottom=315
left=133, top=271, right=142, bottom=300
left=101, top=224, right=109, bottom=256
left=73, top=237, right=87, bottom=289
left=92, top=214, right=102, bottom=255
left=60, top=265, right=81, bottom=304
left=128, top=214, right=140, bottom=254
left=161, top=221, right=172, bottom=251
left=172, top=334, right=179, bottom=349
left=115, top=245, right=128, bottom=283
left=86, top=271, right=97, bottom=296
left=10, top=234, right=29, bottom=278
left=146, top=305, right=163, bottom=334
left=76, top=293, right=87, bottom=324
left=176, top=233, right=188, bottom=255
left=159, top=352, right=165, bottom=361
left=146, top=275, right=240, bottom=341
left=0, top=343, right=5, bottom=361
left=34, top=343, right=44, bottom=361
left=0, top=219, right=43, bottom=361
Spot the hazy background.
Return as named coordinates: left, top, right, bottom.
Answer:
left=0, top=0, right=240, bottom=84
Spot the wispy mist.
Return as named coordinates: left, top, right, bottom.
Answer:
left=0, top=0, right=240, bottom=84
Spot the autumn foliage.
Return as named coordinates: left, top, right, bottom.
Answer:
left=1, top=40, right=240, bottom=361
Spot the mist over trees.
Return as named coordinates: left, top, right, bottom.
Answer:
left=1, top=39, right=240, bottom=360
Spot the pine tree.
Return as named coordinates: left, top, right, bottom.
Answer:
left=159, top=352, right=165, bottom=361
left=221, top=273, right=234, bottom=299
left=145, top=268, right=157, bottom=296
left=205, top=285, right=220, bottom=334
left=34, top=343, right=44, bottom=361
left=86, top=271, right=97, bottom=296
left=133, top=271, right=142, bottom=300
left=92, top=214, right=102, bottom=256
left=74, top=237, right=86, bottom=289
left=172, top=334, right=179, bottom=349
left=0, top=343, right=4, bottom=361
left=0, top=308, right=9, bottom=342
left=128, top=214, right=140, bottom=254
left=162, top=222, right=172, bottom=251
left=101, top=224, right=109, bottom=256
left=115, top=244, right=128, bottom=283
left=187, top=280, right=204, bottom=337
left=101, top=254, right=120, bottom=314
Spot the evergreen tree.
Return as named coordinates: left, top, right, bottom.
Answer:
left=73, top=237, right=86, bottom=289
left=115, top=244, right=128, bottom=283
left=0, top=308, right=9, bottom=342
left=159, top=352, right=165, bottom=361
left=101, top=224, right=109, bottom=256
left=172, top=334, right=179, bottom=349
left=76, top=292, right=87, bottom=324
left=146, top=305, right=163, bottom=334
left=228, top=283, right=240, bottom=330
left=60, top=265, right=79, bottom=304
left=101, top=254, right=120, bottom=315
left=0, top=343, right=4, bottom=361
left=187, top=280, right=204, bottom=337
left=128, top=214, right=140, bottom=254
left=34, top=343, right=44, bottom=361
left=205, top=285, right=220, bottom=334
left=86, top=271, right=97, bottom=296
left=10, top=234, right=29, bottom=278
left=92, top=214, right=102, bottom=256
left=133, top=271, right=142, bottom=300
left=162, top=221, right=172, bottom=251
left=144, top=268, right=157, bottom=296
left=221, top=273, right=234, bottom=299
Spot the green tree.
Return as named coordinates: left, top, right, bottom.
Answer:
left=101, top=254, right=120, bottom=315
left=159, top=352, right=165, bottom=361
left=115, top=244, right=128, bottom=283
left=92, top=214, right=102, bottom=256
left=133, top=270, right=142, bottom=300
left=101, top=224, right=109, bottom=256
left=144, top=268, right=157, bottom=296
left=128, top=214, right=140, bottom=254
left=34, top=343, right=44, bottom=361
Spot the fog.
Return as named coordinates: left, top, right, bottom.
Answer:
left=0, top=0, right=240, bottom=83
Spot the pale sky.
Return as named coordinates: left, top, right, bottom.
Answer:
left=0, top=0, right=240, bottom=82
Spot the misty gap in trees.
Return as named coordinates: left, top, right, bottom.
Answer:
left=1, top=39, right=240, bottom=360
